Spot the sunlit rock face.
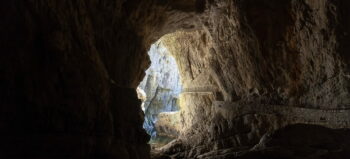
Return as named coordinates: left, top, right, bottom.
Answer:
left=156, top=1, right=350, bottom=155
left=138, top=42, right=182, bottom=140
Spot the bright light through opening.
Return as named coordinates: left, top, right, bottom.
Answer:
left=136, top=41, right=182, bottom=146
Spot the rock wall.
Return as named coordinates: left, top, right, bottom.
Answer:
left=0, top=0, right=151, bottom=158
left=0, top=0, right=202, bottom=158
left=158, top=0, right=350, bottom=158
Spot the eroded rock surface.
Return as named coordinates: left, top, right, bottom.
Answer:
left=156, top=0, right=350, bottom=158
left=195, top=124, right=350, bottom=159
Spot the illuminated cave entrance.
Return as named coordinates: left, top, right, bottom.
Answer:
left=136, top=40, right=182, bottom=147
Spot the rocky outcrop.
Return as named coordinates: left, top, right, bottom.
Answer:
left=155, top=111, right=182, bottom=139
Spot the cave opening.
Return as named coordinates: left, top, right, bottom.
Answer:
left=136, top=39, right=182, bottom=148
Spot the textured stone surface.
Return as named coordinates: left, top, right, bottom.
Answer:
left=156, top=0, right=350, bottom=158
left=155, top=111, right=182, bottom=139
left=241, top=124, right=350, bottom=159
left=194, top=124, right=350, bottom=159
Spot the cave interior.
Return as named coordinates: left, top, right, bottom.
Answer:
left=1, top=0, right=350, bottom=159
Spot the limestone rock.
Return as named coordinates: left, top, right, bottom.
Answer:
left=241, top=124, right=350, bottom=159
left=155, top=111, right=182, bottom=139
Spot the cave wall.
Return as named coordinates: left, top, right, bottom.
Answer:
left=197, top=0, right=350, bottom=108
left=0, top=0, right=151, bottom=158
left=159, top=0, right=350, bottom=158
left=0, top=0, right=203, bottom=158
